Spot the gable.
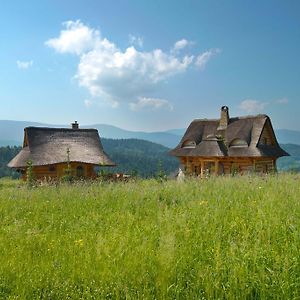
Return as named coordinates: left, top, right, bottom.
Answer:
left=258, top=119, right=276, bottom=146
left=23, top=129, right=28, bottom=148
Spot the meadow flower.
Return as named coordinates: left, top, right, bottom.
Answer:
left=75, top=239, right=84, bottom=247
left=199, top=200, right=208, bottom=205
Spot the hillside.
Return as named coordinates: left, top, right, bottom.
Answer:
left=277, top=144, right=300, bottom=172
left=101, top=138, right=178, bottom=177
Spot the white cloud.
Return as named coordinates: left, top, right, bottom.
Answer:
left=17, top=60, right=33, bottom=69
left=239, top=99, right=268, bottom=113
left=128, top=34, right=143, bottom=48
left=195, top=48, right=221, bottom=69
left=45, top=20, right=100, bottom=55
left=172, top=39, right=192, bottom=52
left=276, top=97, right=289, bottom=104
left=46, top=20, right=219, bottom=108
left=129, top=97, right=173, bottom=111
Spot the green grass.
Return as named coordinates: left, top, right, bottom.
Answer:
left=0, top=175, right=300, bottom=299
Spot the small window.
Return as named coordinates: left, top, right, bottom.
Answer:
left=49, top=166, right=56, bottom=172
left=182, top=140, right=196, bottom=148
left=229, top=138, right=248, bottom=147
left=76, top=165, right=84, bottom=177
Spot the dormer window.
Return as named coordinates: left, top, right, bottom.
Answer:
left=229, top=138, right=248, bottom=147
left=182, top=140, right=196, bottom=148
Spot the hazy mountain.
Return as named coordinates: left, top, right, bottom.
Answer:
left=89, top=124, right=180, bottom=148
left=0, top=120, right=299, bottom=148
left=275, top=129, right=300, bottom=146
left=277, top=144, right=300, bottom=172
left=0, top=120, right=180, bottom=148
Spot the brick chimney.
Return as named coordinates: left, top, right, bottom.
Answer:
left=71, top=121, right=79, bottom=129
left=217, top=106, right=229, bottom=130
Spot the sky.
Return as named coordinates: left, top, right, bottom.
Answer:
left=0, top=0, right=299, bottom=131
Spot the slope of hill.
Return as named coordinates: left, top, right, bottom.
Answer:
left=277, top=144, right=300, bottom=172
left=101, top=138, right=178, bottom=177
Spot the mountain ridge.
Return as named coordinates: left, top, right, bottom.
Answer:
left=0, top=120, right=299, bottom=147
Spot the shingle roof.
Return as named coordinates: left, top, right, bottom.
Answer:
left=169, top=114, right=289, bottom=158
left=8, top=127, right=115, bottom=168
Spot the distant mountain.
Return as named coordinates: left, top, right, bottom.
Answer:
left=0, top=120, right=180, bottom=148
left=0, top=120, right=299, bottom=148
left=0, top=120, right=61, bottom=146
left=89, top=124, right=180, bottom=148
left=275, top=129, right=300, bottom=146
left=277, top=144, right=300, bottom=172
left=164, top=128, right=186, bottom=136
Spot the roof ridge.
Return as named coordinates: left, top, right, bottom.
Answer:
left=25, top=126, right=97, bottom=131
left=192, top=114, right=268, bottom=122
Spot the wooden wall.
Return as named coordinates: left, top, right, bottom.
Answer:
left=22, top=162, right=97, bottom=180
left=180, top=156, right=276, bottom=177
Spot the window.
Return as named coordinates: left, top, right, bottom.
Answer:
left=49, top=166, right=56, bottom=172
left=182, top=140, right=196, bottom=148
left=76, top=165, right=84, bottom=177
left=229, top=139, right=248, bottom=147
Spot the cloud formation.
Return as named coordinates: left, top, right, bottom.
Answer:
left=129, top=97, right=173, bottom=111
left=45, top=20, right=100, bottom=55
left=17, top=60, right=33, bottom=69
left=195, top=48, right=221, bottom=69
left=239, top=99, right=268, bottom=113
left=172, top=39, right=192, bottom=52
left=276, top=98, right=289, bottom=104
left=46, top=20, right=220, bottom=110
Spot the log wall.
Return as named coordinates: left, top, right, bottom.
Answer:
left=180, top=156, right=277, bottom=177
left=22, top=162, right=97, bottom=180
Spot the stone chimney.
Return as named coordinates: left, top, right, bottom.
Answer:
left=71, top=121, right=79, bottom=129
left=217, top=106, right=229, bottom=130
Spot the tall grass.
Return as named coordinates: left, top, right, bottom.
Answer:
left=0, top=174, right=299, bottom=299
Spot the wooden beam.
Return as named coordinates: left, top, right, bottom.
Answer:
left=215, top=160, right=219, bottom=176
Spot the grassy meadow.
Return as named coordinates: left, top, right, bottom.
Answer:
left=0, top=175, right=300, bottom=299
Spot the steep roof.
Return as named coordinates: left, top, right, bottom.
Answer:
left=8, top=127, right=115, bottom=168
left=169, top=114, right=289, bottom=158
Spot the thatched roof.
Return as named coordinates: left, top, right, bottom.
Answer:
left=170, top=112, right=289, bottom=158
left=8, top=126, right=115, bottom=168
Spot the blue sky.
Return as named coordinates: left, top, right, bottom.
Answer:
left=0, top=0, right=299, bottom=131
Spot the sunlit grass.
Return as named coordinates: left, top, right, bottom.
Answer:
left=0, top=174, right=299, bottom=299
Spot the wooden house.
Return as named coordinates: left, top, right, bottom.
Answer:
left=169, top=106, right=289, bottom=176
left=8, top=121, right=115, bottom=180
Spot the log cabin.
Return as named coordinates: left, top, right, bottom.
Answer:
left=169, top=106, right=289, bottom=177
left=8, top=121, right=115, bottom=180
